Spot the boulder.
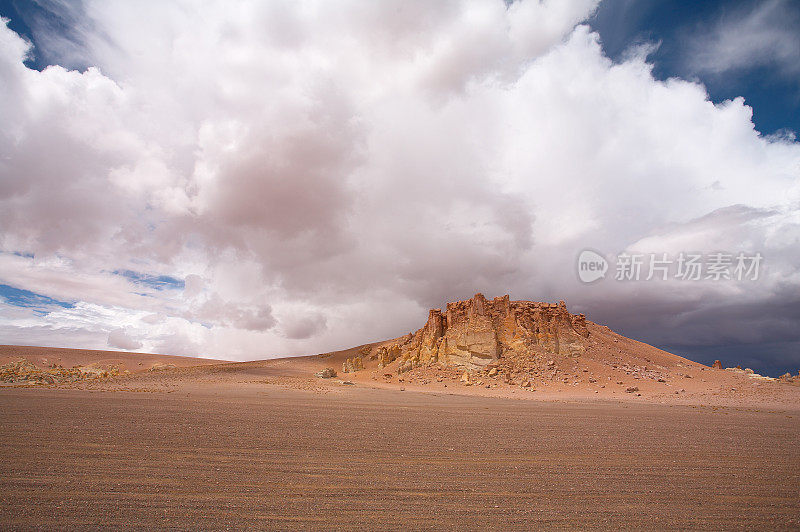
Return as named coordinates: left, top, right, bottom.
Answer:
left=315, top=368, right=337, bottom=379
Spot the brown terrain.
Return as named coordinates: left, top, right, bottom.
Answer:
left=1, top=294, right=799, bottom=529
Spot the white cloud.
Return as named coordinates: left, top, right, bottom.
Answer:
left=683, top=0, right=800, bottom=78
left=108, top=328, right=143, bottom=350
left=0, top=1, right=799, bottom=372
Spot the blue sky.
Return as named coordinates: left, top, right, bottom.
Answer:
left=113, top=270, right=185, bottom=291
left=0, top=283, right=73, bottom=310
left=0, top=1, right=798, bottom=376
left=589, top=0, right=800, bottom=137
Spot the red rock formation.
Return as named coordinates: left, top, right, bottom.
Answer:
left=384, top=293, right=590, bottom=371
left=342, top=356, right=364, bottom=373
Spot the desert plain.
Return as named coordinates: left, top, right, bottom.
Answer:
left=1, top=295, right=799, bottom=530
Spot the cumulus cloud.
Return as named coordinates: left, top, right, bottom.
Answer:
left=107, top=328, right=142, bottom=350
left=0, top=0, right=799, bottom=373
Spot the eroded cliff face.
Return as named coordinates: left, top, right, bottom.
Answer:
left=368, top=293, right=589, bottom=372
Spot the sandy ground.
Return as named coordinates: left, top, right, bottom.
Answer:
left=1, top=384, right=798, bottom=530
left=1, top=344, right=799, bottom=529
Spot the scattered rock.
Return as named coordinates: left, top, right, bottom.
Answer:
left=0, top=359, right=121, bottom=384
left=625, top=387, right=639, bottom=393
left=712, top=360, right=723, bottom=369
left=397, top=361, right=413, bottom=374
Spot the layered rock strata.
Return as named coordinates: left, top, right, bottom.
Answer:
left=371, top=293, right=589, bottom=372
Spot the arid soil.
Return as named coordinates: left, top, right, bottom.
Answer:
left=0, top=344, right=223, bottom=373
left=1, top=383, right=798, bottom=530
left=1, top=328, right=799, bottom=529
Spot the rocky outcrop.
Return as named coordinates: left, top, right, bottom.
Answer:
left=342, top=356, right=364, bottom=373
left=376, top=344, right=401, bottom=369
left=712, top=360, right=723, bottom=369
left=385, top=294, right=590, bottom=371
